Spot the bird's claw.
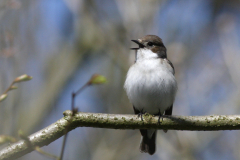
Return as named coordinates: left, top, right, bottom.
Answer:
left=138, top=109, right=144, bottom=121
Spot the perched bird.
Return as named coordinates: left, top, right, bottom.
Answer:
left=124, top=35, right=177, bottom=155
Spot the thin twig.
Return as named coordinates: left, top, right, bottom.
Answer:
left=59, top=81, right=90, bottom=160
left=3, top=82, right=14, bottom=94
left=75, top=82, right=89, bottom=96
left=35, top=147, right=59, bottom=160
left=0, top=74, right=32, bottom=102
left=59, top=133, right=68, bottom=160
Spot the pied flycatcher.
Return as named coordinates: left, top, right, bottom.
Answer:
left=124, top=35, right=177, bottom=155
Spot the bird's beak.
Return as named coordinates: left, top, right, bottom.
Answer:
left=131, top=40, right=145, bottom=50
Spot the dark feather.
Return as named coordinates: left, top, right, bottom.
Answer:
left=140, top=130, right=156, bottom=155
left=166, top=59, right=175, bottom=75
left=133, top=106, right=156, bottom=155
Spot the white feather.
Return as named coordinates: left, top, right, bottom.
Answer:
left=124, top=48, right=177, bottom=115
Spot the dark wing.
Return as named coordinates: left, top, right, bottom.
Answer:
left=165, top=59, right=175, bottom=116
left=133, top=106, right=139, bottom=114
left=166, top=59, right=175, bottom=75
left=164, top=105, right=173, bottom=116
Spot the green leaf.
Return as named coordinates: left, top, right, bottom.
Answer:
left=89, top=74, right=107, bottom=85
left=0, top=94, right=7, bottom=102
left=14, top=74, right=32, bottom=83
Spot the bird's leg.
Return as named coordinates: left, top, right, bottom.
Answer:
left=137, top=109, right=144, bottom=121
left=158, top=109, right=163, bottom=124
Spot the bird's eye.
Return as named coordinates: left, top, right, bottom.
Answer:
left=148, top=42, right=153, bottom=46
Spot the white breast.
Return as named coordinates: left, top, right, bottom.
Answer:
left=124, top=49, right=177, bottom=115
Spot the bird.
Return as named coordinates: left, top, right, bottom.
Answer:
left=124, top=35, right=177, bottom=155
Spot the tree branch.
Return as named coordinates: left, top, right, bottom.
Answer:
left=1, top=110, right=240, bottom=160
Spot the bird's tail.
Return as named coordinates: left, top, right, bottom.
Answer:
left=140, top=130, right=157, bottom=155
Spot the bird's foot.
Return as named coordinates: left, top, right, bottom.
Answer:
left=158, top=110, right=163, bottom=124
left=137, top=109, right=144, bottom=121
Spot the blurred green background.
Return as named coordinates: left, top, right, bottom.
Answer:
left=0, top=0, right=240, bottom=159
